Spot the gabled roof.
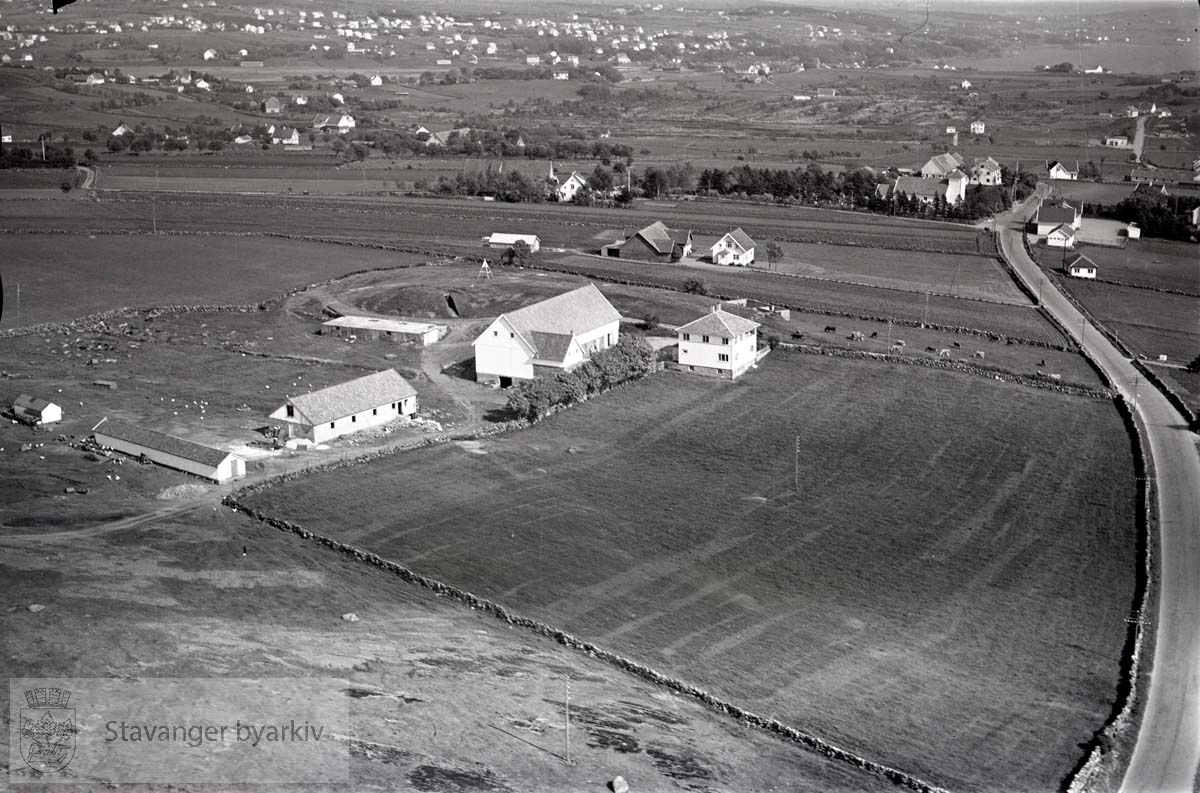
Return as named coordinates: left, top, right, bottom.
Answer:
left=498, top=284, right=620, bottom=343
left=529, top=331, right=574, bottom=363
left=1035, top=204, right=1076, bottom=225
left=91, top=418, right=234, bottom=467
left=922, top=152, right=965, bottom=176
left=1047, top=160, right=1077, bottom=174
left=632, top=221, right=691, bottom=255
left=1066, top=253, right=1097, bottom=270
left=972, top=156, right=1001, bottom=171
left=13, top=394, right=55, bottom=413
left=716, top=227, right=756, bottom=252
left=284, top=369, right=417, bottom=426
left=678, top=308, right=761, bottom=337
left=1047, top=223, right=1075, bottom=239
left=894, top=175, right=941, bottom=198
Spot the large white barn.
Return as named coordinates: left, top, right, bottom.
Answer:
left=676, top=307, right=761, bottom=380
left=473, top=284, right=621, bottom=387
left=268, top=369, right=418, bottom=444
left=91, top=418, right=246, bottom=483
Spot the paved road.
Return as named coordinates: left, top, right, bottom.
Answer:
left=998, top=199, right=1200, bottom=793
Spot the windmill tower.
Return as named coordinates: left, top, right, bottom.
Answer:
left=477, top=258, right=492, bottom=279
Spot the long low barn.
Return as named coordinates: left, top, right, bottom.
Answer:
left=321, top=316, right=447, bottom=346
left=91, top=418, right=246, bottom=483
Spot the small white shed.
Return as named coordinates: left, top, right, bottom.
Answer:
left=12, top=395, right=62, bottom=425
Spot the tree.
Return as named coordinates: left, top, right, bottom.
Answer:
left=682, top=278, right=708, bottom=296
left=503, top=239, right=533, bottom=266
left=765, top=240, right=783, bottom=271
left=106, top=135, right=128, bottom=153
left=1186, top=354, right=1200, bottom=374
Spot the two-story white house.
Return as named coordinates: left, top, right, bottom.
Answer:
left=710, top=228, right=756, bottom=266
left=268, top=368, right=418, bottom=443
left=473, top=284, right=621, bottom=387
left=676, top=307, right=761, bottom=380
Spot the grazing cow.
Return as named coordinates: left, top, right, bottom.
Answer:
left=895, top=340, right=906, bottom=347
left=791, top=331, right=804, bottom=340
left=1039, top=359, right=1047, bottom=367
left=870, top=331, right=878, bottom=338
left=890, top=344, right=903, bottom=353
left=824, top=325, right=836, bottom=333
left=925, top=346, right=936, bottom=352
left=939, top=349, right=951, bottom=358
left=952, top=341, right=961, bottom=347
left=974, top=351, right=985, bottom=359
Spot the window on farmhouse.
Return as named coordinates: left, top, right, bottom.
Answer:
left=719, top=353, right=729, bottom=362
left=702, top=335, right=709, bottom=343
left=286, top=405, right=294, bottom=418
left=722, top=337, right=729, bottom=345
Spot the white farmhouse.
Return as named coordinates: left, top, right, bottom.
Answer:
left=676, top=307, right=761, bottom=380
left=710, top=228, right=756, bottom=266
left=91, top=418, right=246, bottom=483
left=1065, top=253, right=1097, bottom=279
left=554, top=170, right=588, bottom=202
left=268, top=369, right=418, bottom=444
left=473, top=284, right=620, bottom=387
left=11, top=394, right=62, bottom=425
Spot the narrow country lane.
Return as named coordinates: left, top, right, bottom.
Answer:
left=997, top=198, right=1200, bottom=793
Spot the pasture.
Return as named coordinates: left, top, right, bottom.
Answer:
left=754, top=241, right=1028, bottom=304
left=0, top=233, right=433, bottom=328
left=1057, top=279, right=1200, bottom=364
left=544, top=252, right=1068, bottom=345
left=1071, top=239, right=1200, bottom=293
left=242, top=352, right=1138, bottom=793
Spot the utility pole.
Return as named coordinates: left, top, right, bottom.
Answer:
left=1038, top=277, right=1044, bottom=306
left=922, top=291, right=930, bottom=327
left=1132, top=374, right=1140, bottom=412
left=794, top=435, right=800, bottom=493
left=152, top=197, right=156, bottom=234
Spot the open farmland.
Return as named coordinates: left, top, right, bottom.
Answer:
left=1054, top=279, right=1200, bottom=365
left=241, top=353, right=1138, bottom=793
left=757, top=241, right=1028, bottom=304
left=0, top=233, right=435, bottom=329
left=1068, top=240, right=1200, bottom=294
left=542, top=253, right=1066, bottom=344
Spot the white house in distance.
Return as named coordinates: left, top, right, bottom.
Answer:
left=11, top=394, right=62, bottom=425
left=1065, top=253, right=1098, bottom=279
left=710, top=228, right=756, bottom=266
left=554, top=170, right=588, bottom=202
left=268, top=369, right=418, bottom=444
left=970, top=120, right=986, bottom=135
left=676, top=307, right=761, bottom=380
left=473, top=284, right=621, bottom=387
left=91, top=418, right=246, bottom=483
left=484, top=232, right=541, bottom=253
left=1047, top=160, right=1078, bottom=180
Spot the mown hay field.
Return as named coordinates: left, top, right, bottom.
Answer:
left=243, top=353, right=1137, bottom=793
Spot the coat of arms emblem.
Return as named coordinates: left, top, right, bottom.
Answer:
left=19, top=687, right=75, bottom=773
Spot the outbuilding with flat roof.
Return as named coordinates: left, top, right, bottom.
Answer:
left=321, top=316, right=447, bottom=345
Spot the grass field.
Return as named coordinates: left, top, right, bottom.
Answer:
left=544, top=253, right=1067, bottom=344
left=1071, top=239, right=1200, bottom=293
left=756, top=241, right=1028, bottom=304
left=1058, top=279, right=1200, bottom=364
left=0, top=233, right=434, bottom=328
left=242, top=353, right=1138, bottom=793
left=0, top=463, right=888, bottom=792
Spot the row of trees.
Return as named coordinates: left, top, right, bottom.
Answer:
left=1085, top=191, right=1200, bottom=242
left=504, top=337, right=656, bottom=422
